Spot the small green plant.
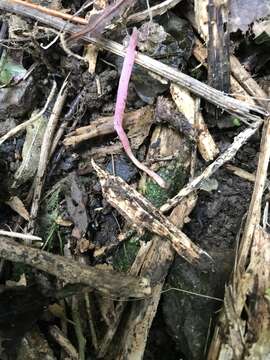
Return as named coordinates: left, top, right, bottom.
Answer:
left=38, top=184, right=62, bottom=251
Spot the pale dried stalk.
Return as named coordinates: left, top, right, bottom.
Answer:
left=0, top=1, right=267, bottom=124
left=127, top=0, right=183, bottom=23
left=0, top=229, right=42, bottom=241
left=237, top=117, right=270, bottom=272
left=160, top=121, right=262, bottom=213
left=29, top=78, right=68, bottom=233
left=225, top=164, right=256, bottom=183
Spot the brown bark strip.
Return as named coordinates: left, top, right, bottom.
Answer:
left=207, top=0, right=230, bottom=93
left=63, top=106, right=154, bottom=147
left=92, top=160, right=212, bottom=269
left=0, top=236, right=151, bottom=298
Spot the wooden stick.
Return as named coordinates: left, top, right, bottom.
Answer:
left=9, top=0, right=87, bottom=24
left=127, top=0, right=183, bottom=23
left=0, top=0, right=267, bottom=124
left=238, top=117, right=270, bottom=272
left=160, top=121, right=262, bottom=213
left=0, top=236, right=151, bottom=298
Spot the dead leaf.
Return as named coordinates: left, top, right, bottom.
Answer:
left=65, top=173, right=89, bottom=238
left=13, top=112, right=46, bottom=187
left=5, top=196, right=30, bottom=221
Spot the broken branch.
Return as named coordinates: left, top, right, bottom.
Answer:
left=0, top=236, right=151, bottom=298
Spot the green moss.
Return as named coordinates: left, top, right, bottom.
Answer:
left=141, top=161, right=186, bottom=208
left=38, top=185, right=62, bottom=251
left=113, top=235, right=141, bottom=272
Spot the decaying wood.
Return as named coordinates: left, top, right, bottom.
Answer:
left=97, top=241, right=153, bottom=358
left=207, top=0, right=230, bottom=93
left=114, top=195, right=198, bottom=359
left=208, top=117, right=270, bottom=359
left=208, top=226, right=270, bottom=359
left=0, top=0, right=267, bottom=124
left=193, top=38, right=256, bottom=106
left=194, top=0, right=208, bottom=38
left=238, top=117, right=270, bottom=272
left=92, top=160, right=212, bottom=268
left=50, top=325, right=79, bottom=360
left=96, top=126, right=197, bottom=358
left=106, top=127, right=197, bottom=358
left=0, top=236, right=150, bottom=298
left=190, top=9, right=268, bottom=110
left=170, top=83, right=219, bottom=161
left=63, top=106, right=154, bottom=147
left=160, top=120, right=262, bottom=213
left=5, top=196, right=30, bottom=221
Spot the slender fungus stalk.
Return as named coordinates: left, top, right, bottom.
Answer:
left=114, top=28, right=167, bottom=188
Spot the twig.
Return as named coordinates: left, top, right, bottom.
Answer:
left=238, top=117, right=270, bottom=272
left=28, top=78, right=68, bottom=233
left=0, top=81, right=57, bottom=146
left=0, top=235, right=151, bottom=298
left=230, top=56, right=269, bottom=109
left=50, top=325, right=79, bottom=360
left=0, top=0, right=267, bottom=124
left=0, top=229, right=42, bottom=241
left=225, top=164, right=256, bottom=183
left=68, top=0, right=135, bottom=41
left=0, top=21, right=8, bottom=58
left=160, top=121, right=262, bottom=213
left=8, top=0, right=87, bottom=24
left=127, top=0, right=182, bottom=23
